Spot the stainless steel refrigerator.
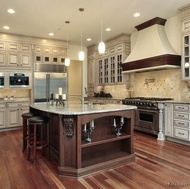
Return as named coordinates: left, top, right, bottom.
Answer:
left=33, top=63, right=67, bottom=103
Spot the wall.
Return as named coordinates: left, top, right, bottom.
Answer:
left=68, top=60, right=82, bottom=102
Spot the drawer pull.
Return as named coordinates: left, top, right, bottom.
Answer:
left=178, top=115, right=185, bottom=118
left=178, top=122, right=185, bottom=125
left=178, top=132, right=185, bottom=135
left=178, top=107, right=185, bottom=109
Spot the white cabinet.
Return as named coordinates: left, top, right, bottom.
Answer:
left=182, top=35, right=190, bottom=80
left=0, top=102, right=29, bottom=129
left=180, top=5, right=190, bottom=80
left=0, top=41, right=32, bottom=69
left=173, top=104, right=190, bottom=141
left=164, top=103, right=173, bottom=137
left=7, top=102, right=29, bottom=127
left=98, top=52, right=125, bottom=85
left=34, top=45, right=66, bottom=64
left=0, top=103, right=6, bottom=128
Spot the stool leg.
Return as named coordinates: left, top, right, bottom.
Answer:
left=47, top=122, right=50, bottom=160
left=33, top=123, right=37, bottom=165
left=22, top=118, right=27, bottom=152
left=27, top=123, right=31, bottom=160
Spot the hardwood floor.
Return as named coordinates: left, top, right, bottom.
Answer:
left=0, top=129, right=190, bottom=189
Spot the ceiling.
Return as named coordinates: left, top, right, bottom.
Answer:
left=1, top=0, right=190, bottom=47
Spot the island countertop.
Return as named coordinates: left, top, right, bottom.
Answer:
left=30, top=102, right=137, bottom=115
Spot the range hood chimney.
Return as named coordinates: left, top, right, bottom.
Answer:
left=122, top=17, right=181, bottom=73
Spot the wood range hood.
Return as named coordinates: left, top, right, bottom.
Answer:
left=121, top=17, right=181, bottom=73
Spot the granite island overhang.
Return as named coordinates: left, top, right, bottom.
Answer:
left=30, top=102, right=137, bottom=178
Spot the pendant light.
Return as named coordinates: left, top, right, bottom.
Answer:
left=98, top=0, right=105, bottom=54
left=65, top=21, right=70, bottom=66
left=78, top=8, right=85, bottom=61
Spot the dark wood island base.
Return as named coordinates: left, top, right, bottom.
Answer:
left=30, top=103, right=136, bottom=178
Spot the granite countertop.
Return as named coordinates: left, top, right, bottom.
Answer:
left=30, top=102, right=137, bottom=115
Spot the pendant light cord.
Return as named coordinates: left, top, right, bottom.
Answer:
left=100, top=0, right=103, bottom=42
left=79, top=8, right=84, bottom=51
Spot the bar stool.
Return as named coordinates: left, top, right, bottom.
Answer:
left=22, top=112, right=37, bottom=152
left=27, top=116, right=50, bottom=165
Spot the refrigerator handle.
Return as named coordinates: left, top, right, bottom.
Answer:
left=46, top=74, right=50, bottom=103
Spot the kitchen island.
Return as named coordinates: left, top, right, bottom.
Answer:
left=30, top=102, right=136, bottom=178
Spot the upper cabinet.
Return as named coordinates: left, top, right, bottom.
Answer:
left=0, top=41, right=32, bottom=69
left=87, top=34, right=130, bottom=86
left=180, top=4, right=190, bottom=80
left=34, top=45, right=66, bottom=64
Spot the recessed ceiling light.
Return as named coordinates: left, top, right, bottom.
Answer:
left=3, top=26, right=10, bottom=30
left=7, top=9, right=15, bottom=14
left=134, top=12, right=140, bottom=17
left=49, top=33, right=54, bottom=36
left=106, top=28, right=111, bottom=31
left=87, top=38, right=91, bottom=41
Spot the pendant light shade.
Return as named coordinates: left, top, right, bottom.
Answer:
left=65, top=58, right=70, bottom=66
left=79, top=51, right=85, bottom=61
left=79, top=8, right=85, bottom=61
left=98, top=41, right=105, bottom=54
left=98, top=0, right=106, bottom=54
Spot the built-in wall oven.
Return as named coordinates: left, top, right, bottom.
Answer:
left=9, top=72, right=30, bottom=88
left=122, top=97, right=173, bottom=135
left=0, top=73, right=4, bottom=88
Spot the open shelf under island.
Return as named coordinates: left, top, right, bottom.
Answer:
left=30, top=102, right=137, bottom=178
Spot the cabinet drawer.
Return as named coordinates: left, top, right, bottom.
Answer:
left=174, top=104, right=190, bottom=112
left=173, top=120, right=190, bottom=128
left=0, top=103, right=6, bottom=108
left=174, top=127, right=189, bottom=141
left=174, top=112, right=190, bottom=120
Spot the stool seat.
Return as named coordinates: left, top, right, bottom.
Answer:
left=22, top=112, right=36, bottom=119
left=28, top=116, right=50, bottom=123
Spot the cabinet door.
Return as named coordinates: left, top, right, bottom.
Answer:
left=182, top=35, right=190, bottom=80
left=20, top=53, right=31, bottom=67
left=164, top=103, right=173, bottom=137
left=19, top=106, right=29, bottom=126
left=0, top=109, right=6, bottom=128
left=7, top=107, right=19, bottom=127
left=7, top=51, right=19, bottom=67
left=0, top=51, right=6, bottom=66
left=7, top=42, right=19, bottom=51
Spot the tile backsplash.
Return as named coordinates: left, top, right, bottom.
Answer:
left=95, top=68, right=190, bottom=100
left=0, top=89, right=31, bottom=101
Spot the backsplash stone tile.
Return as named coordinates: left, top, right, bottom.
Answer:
left=0, top=89, right=30, bottom=100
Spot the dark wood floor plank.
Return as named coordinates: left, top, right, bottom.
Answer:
left=1, top=129, right=190, bottom=189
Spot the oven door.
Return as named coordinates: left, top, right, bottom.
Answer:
left=135, top=109, right=159, bottom=135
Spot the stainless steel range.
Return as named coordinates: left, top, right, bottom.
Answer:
left=122, top=97, right=173, bottom=135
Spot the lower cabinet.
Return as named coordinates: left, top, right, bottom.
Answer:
left=164, top=103, right=173, bottom=137
left=164, top=103, right=190, bottom=144
left=0, top=103, right=6, bottom=128
left=173, top=104, right=190, bottom=141
left=0, top=102, right=29, bottom=129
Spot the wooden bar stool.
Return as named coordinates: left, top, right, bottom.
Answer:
left=22, top=112, right=37, bottom=153
left=27, top=116, right=50, bottom=165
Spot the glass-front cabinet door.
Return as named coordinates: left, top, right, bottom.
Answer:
left=98, top=54, right=124, bottom=85
left=182, top=35, right=190, bottom=79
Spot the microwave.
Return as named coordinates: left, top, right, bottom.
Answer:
left=9, top=73, right=29, bottom=88
left=0, top=73, right=4, bottom=88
